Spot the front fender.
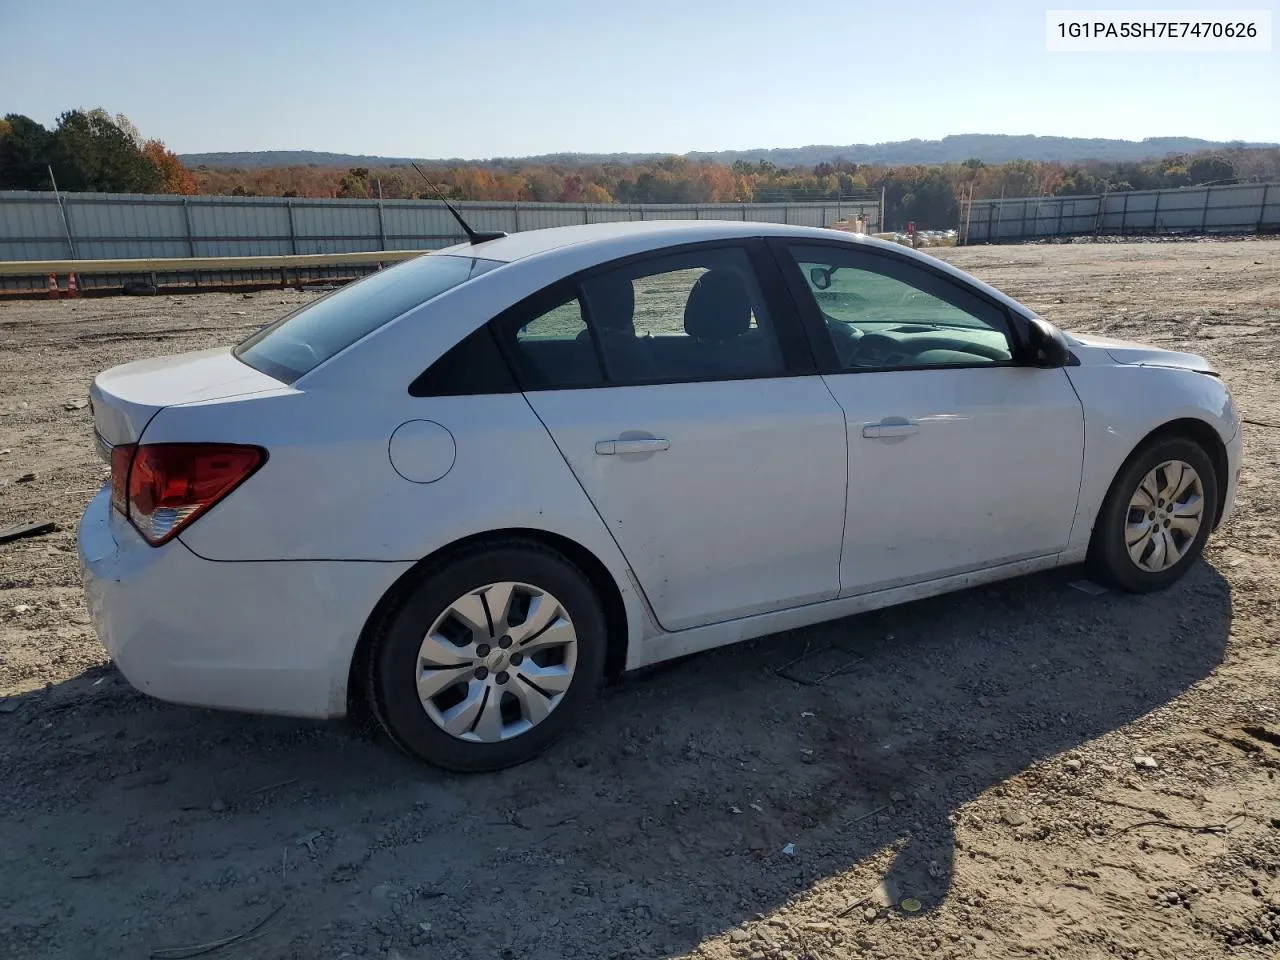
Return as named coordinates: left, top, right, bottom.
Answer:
left=1064, top=364, right=1238, bottom=557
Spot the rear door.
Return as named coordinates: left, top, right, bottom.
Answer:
left=770, top=240, right=1086, bottom=595
left=493, top=241, right=848, bottom=632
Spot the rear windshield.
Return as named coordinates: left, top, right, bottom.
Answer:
left=234, top=254, right=502, bottom=383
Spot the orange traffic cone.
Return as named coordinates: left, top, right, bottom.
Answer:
left=46, top=274, right=60, bottom=299
left=66, top=273, right=79, bottom=299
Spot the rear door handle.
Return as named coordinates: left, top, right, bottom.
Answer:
left=861, top=419, right=919, bottom=439
left=595, top=438, right=671, bottom=455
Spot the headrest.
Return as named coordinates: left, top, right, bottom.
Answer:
left=584, top=275, right=636, bottom=334
left=683, top=269, right=753, bottom=342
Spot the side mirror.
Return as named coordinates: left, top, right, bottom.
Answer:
left=809, top=266, right=833, bottom=290
left=1026, top=317, right=1071, bottom=368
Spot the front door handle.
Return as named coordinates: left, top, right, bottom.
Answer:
left=861, top=419, right=919, bottom=439
left=595, top=438, right=671, bottom=455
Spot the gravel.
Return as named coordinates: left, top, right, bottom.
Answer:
left=1, top=241, right=1279, bottom=958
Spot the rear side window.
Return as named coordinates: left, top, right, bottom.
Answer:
left=504, top=290, right=604, bottom=389
left=580, top=246, right=785, bottom=383
left=235, top=254, right=501, bottom=383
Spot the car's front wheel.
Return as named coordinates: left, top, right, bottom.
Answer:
left=367, top=541, right=607, bottom=772
left=1088, top=435, right=1218, bottom=593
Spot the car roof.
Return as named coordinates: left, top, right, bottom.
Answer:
left=433, top=219, right=894, bottom=264
left=430, top=219, right=1038, bottom=322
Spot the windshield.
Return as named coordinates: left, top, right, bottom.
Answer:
left=234, top=254, right=502, bottom=383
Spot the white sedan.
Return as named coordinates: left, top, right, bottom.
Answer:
left=78, top=221, right=1242, bottom=771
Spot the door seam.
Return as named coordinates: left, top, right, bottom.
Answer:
left=517, top=392, right=667, bottom=635
left=816, top=374, right=851, bottom=595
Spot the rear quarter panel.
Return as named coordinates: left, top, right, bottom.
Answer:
left=143, top=387, right=654, bottom=654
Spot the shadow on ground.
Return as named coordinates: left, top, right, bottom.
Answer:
left=0, top=562, right=1231, bottom=959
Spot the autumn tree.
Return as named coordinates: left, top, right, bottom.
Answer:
left=143, top=140, right=197, bottom=194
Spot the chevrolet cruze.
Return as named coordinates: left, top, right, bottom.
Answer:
left=78, top=220, right=1242, bottom=771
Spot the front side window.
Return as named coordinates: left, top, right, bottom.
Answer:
left=785, top=244, right=1014, bottom=370
left=236, top=254, right=501, bottom=383
left=580, top=246, right=784, bottom=383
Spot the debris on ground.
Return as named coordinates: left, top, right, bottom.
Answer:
left=0, top=521, right=56, bottom=546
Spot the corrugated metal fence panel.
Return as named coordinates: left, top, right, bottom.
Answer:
left=0, top=194, right=68, bottom=259
left=585, top=205, right=634, bottom=224
left=380, top=202, right=465, bottom=250
left=966, top=180, right=1280, bottom=241
left=453, top=202, right=520, bottom=235
left=0, top=191, right=883, bottom=260
left=517, top=205, right=590, bottom=230
left=68, top=197, right=183, bottom=259
left=1263, top=185, right=1280, bottom=227
left=187, top=200, right=289, bottom=257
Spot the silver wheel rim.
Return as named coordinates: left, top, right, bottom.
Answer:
left=1125, top=459, right=1205, bottom=573
left=416, top=581, right=578, bottom=743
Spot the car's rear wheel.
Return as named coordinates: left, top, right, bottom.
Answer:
left=1088, top=436, right=1218, bottom=593
left=367, top=542, right=606, bottom=771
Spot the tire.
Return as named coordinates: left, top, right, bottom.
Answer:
left=1088, top=435, right=1218, bottom=593
left=366, top=540, right=606, bottom=772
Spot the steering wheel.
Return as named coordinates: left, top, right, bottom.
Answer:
left=850, top=332, right=904, bottom=365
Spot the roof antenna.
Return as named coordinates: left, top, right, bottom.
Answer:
left=410, top=161, right=507, bottom=244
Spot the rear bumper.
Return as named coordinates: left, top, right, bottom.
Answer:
left=77, top=487, right=410, bottom=718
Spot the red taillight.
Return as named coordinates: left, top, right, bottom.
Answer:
left=110, top=443, right=266, bottom=546
left=110, top=443, right=137, bottom=516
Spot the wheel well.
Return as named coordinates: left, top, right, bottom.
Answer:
left=345, top=529, right=630, bottom=718
left=1123, top=417, right=1229, bottom=526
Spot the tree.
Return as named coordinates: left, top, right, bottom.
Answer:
left=337, top=166, right=371, bottom=198
left=897, top=170, right=958, bottom=229
left=48, top=109, right=160, bottom=192
left=558, top=173, right=585, bottom=202
left=1188, top=154, right=1235, bottom=185
left=142, top=140, right=197, bottom=194
left=520, top=169, right=562, bottom=202
left=0, top=114, right=52, bottom=189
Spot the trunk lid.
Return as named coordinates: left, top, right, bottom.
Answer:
left=89, top=348, right=285, bottom=447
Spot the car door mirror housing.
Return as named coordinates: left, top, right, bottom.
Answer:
left=1024, top=317, right=1072, bottom=368
left=809, top=266, right=833, bottom=290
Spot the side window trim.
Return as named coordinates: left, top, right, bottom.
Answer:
left=765, top=238, right=1029, bottom=374
left=492, top=239, right=817, bottom=392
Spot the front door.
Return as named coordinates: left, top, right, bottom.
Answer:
left=772, top=240, right=1086, bottom=594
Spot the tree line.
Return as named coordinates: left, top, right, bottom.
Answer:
left=0, top=110, right=194, bottom=195
left=189, top=149, right=1280, bottom=229
left=3, top=108, right=1279, bottom=230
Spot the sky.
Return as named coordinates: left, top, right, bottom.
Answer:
left=2, top=0, right=1277, bottom=158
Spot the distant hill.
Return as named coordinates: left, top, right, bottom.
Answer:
left=181, top=135, right=1276, bottom=170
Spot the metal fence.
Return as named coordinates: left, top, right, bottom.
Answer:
left=962, top=181, right=1280, bottom=243
left=0, top=191, right=882, bottom=262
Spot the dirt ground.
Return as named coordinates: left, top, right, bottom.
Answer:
left=2, top=239, right=1279, bottom=960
